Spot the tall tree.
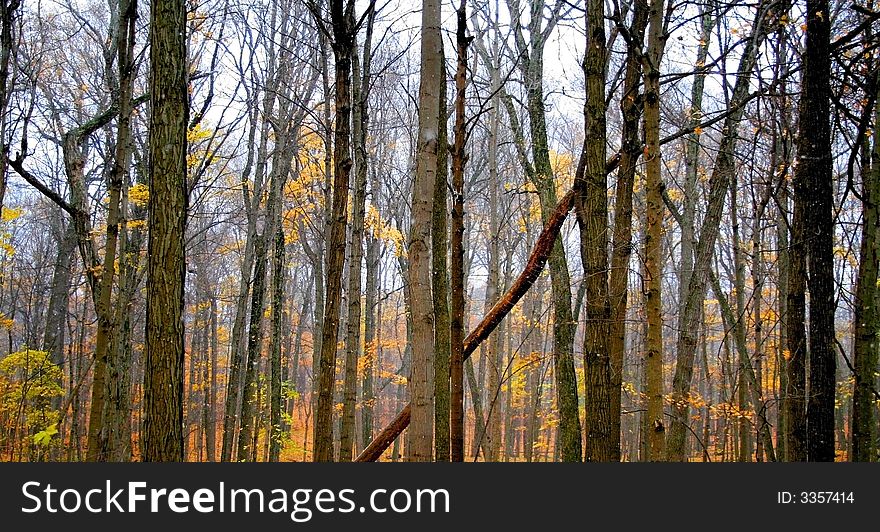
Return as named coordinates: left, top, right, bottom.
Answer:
left=608, top=0, right=648, bottom=466
left=143, top=0, right=188, bottom=462
left=665, top=1, right=780, bottom=460
left=0, top=0, right=20, bottom=214
left=85, top=0, right=139, bottom=462
left=449, top=0, right=470, bottom=463
left=407, top=0, right=442, bottom=462
left=312, top=0, right=356, bottom=462
left=852, top=90, right=879, bottom=461
left=578, top=0, right=613, bottom=461
left=642, top=0, right=667, bottom=462
left=340, top=0, right=376, bottom=461
left=432, top=40, right=450, bottom=462
left=497, top=0, right=582, bottom=462
left=800, top=0, right=835, bottom=462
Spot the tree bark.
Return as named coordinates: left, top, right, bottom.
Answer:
left=314, top=0, right=356, bottom=462
left=608, top=0, right=648, bottom=466
left=449, top=0, right=469, bottom=462
left=852, top=79, right=880, bottom=462
left=801, top=0, right=836, bottom=462
left=143, top=0, right=188, bottom=462
left=578, top=0, right=613, bottom=462
left=340, top=7, right=375, bottom=460
left=407, top=0, right=442, bottom=462
left=86, top=0, right=137, bottom=462
left=432, top=41, right=451, bottom=462
left=643, top=0, right=667, bottom=462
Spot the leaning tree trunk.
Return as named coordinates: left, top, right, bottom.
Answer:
left=356, top=157, right=621, bottom=462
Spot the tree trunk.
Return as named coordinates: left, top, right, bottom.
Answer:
left=407, top=0, right=442, bottom=462
left=0, top=0, right=21, bottom=214
left=449, top=0, right=469, bottom=463
left=222, top=91, right=265, bottom=462
left=340, top=9, right=374, bottom=460
left=86, top=0, right=137, bottom=462
left=579, top=0, right=612, bottom=462
left=143, top=0, right=187, bottom=462
left=800, top=0, right=836, bottom=462
left=608, top=0, right=648, bottom=466
left=643, top=0, right=667, bottom=462
left=483, top=86, right=502, bottom=461
left=268, top=227, right=286, bottom=462
left=314, top=0, right=356, bottom=462
left=852, top=81, right=880, bottom=462
left=432, top=41, right=451, bottom=462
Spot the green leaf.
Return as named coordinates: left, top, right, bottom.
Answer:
left=33, top=423, right=58, bottom=446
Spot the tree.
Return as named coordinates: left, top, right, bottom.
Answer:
left=642, top=0, right=668, bottom=462
left=407, top=0, right=442, bottom=462
left=0, top=0, right=21, bottom=214
left=666, top=1, right=780, bottom=461
left=143, top=0, right=188, bottom=462
left=312, top=0, right=356, bottom=462
left=800, top=0, right=835, bottom=462
left=608, top=0, right=648, bottom=466
left=340, top=0, right=376, bottom=462
left=490, top=0, right=583, bottom=462
left=577, top=0, right=613, bottom=461
left=449, top=0, right=470, bottom=463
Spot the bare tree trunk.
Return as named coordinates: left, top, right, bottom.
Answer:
left=340, top=7, right=375, bottom=460
left=449, top=0, right=469, bottom=463
left=642, top=0, right=667, bottom=462
left=578, top=0, right=612, bottom=462
left=222, top=91, right=264, bottom=462
left=608, top=0, right=648, bottom=466
left=206, top=296, right=218, bottom=461
left=432, top=42, right=451, bottom=462
left=43, top=223, right=77, bottom=397
left=313, top=0, right=356, bottom=462
left=361, top=219, right=379, bottom=448
left=0, top=0, right=21, bottom=213
left=492, top=0, right=582, bottom=461
left=143, top=0, right=187, bottom=462
left=86, top=0, right=137, bottom=462
left=406, top=0, right=442, bottom=462
left=268, top=227, right=286, bottom=462
left=801, top=0, right=836, bottom=462
left=483, top=86, right=502, bottom=462
left=852, top=80, right=880, bottom=462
